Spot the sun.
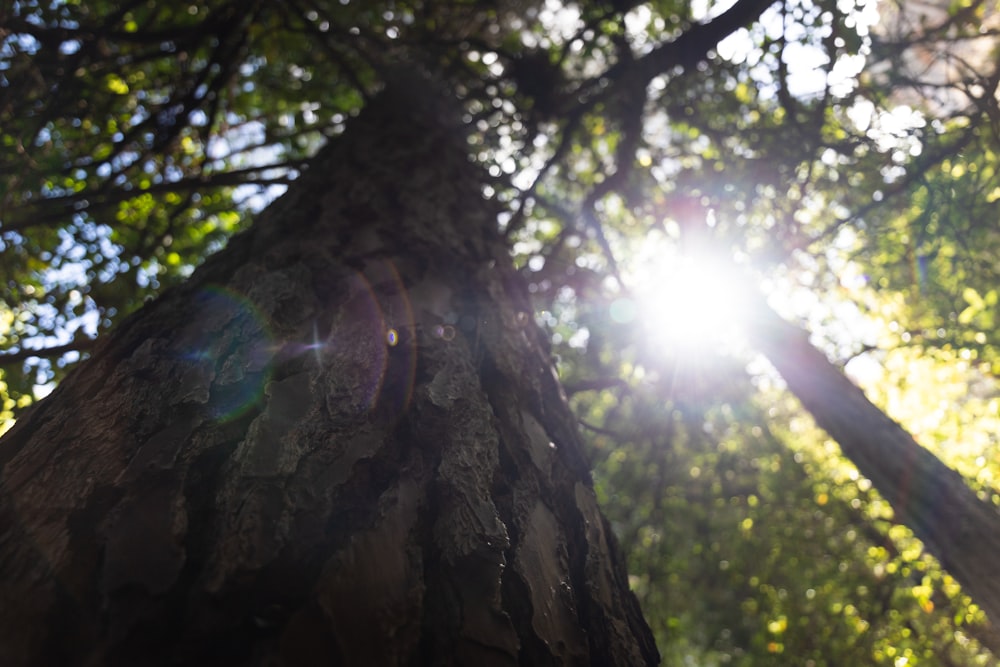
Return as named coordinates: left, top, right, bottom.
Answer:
left=617, top=237, right=753, bottom=357
left=640, top=256, right=746, bottom=349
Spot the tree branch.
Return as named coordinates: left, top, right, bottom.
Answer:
left=0, top=336, right=95, bottom=365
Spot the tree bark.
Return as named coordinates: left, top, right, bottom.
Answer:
left=746, top=294, right=1000, bottom=647
left=0, top=79, right=658, bottom=666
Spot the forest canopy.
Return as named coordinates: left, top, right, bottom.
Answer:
left=2, top=0, right=1000, bottom=663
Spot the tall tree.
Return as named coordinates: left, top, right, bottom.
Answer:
left=745, top=289, right=1000, bottom=650
left=0, top=74, right=657, bottom=664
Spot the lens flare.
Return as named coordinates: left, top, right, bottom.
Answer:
left=628, top=243, right=752, bottom=357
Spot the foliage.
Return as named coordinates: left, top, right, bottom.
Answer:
left=3, top=0, right=1000, bottom=662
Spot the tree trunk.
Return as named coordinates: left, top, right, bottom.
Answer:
left=746, top=295, right=1000, bottom=647
left=0, top=80, right=658, bottom=666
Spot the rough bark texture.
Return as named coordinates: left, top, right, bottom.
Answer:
left=746, top=297, right=1000, bottom=648
left=0, top=79, right=658, bottom=666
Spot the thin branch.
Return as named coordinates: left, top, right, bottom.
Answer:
left=578, top=418, right=625, bottom=438
left=578, top=0, right=778, bottom=103
left=563, top=377, right=630, bottom=395
left=0, top=337, right=96, bottom=365
left=4, top=163, right=301, bottom=233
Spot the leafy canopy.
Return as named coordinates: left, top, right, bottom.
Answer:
left=3, top=0, right=1000, bottom=663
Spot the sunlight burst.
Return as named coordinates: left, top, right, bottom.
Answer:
left=619, top=241, right=751, bottom=357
